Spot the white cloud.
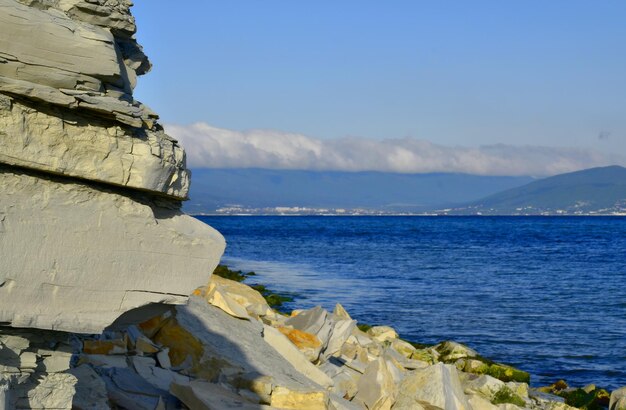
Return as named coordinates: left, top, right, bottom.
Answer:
left=165, top=122, right=625, bottom=176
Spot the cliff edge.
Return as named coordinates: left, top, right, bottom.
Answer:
left=0, top=0, right=225, bottom=334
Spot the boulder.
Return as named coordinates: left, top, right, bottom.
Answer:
left=456, top=358, right=530, bottom=384
left=394, top=362, right=472, bottom=410
left=277, top=326, right=323, bottom=362
left=211, top=275, right=269, bottom=309
left=14, top=373, right=77, bottom=410
left=383, top=346, right=428, bottom=371
left=98, top=366, right=178, bottom=409
left=78, top=354, right=129, bottom=369
left=611, top=387, right=626, bottom=410
left=263, top=325, right=333, bottom=388
left=286, top=306, right=333, bottom=348
left=435, top=341, right=479, bottom=362
left=329, top=392, right=364, bottom=410
left=333, top=303, right=353, bottom=320
left=67, top=364, right=110, bottom=410
left=468, top=394, right=499, bottom=410
left=366, top=326, right=399, bottom=343
left=270, top=385, right=329, bottom=410
left=157, top=297, right=328, bottom=398
left=463, top=374, right=507, bottom=400
left=390, top=338, right=417, bottom=358
left=171, top=380, right=270, bottom=410
left=324, top=318, right=357, bottom=360
left=130, top=356, right=190, bottom=392
left=353, top=357, right=397, bottom=410
left=329, top=368, right=360, bottom=400
left=83, top=338, right=128, bottom=355
left=203, top=281, right=251, bottom=320
left=0, top=167, right=224, bottom=333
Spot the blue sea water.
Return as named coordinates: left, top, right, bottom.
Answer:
left=195, top=216, right=626, bottom=390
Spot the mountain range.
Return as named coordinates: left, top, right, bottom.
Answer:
left=449, top=165, right=626, bottom=215
left=183, top=168, right=533, bottom=214
left=183, top=166, right=626, bottom=215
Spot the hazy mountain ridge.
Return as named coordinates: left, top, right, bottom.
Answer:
left=183, top=168, right=534, bottom=214
left=447, top=165, right=626, bottom=215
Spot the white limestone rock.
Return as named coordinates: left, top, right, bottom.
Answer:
left=0, top=95, right=189, bottom=199
left=0, top=0, right=156, bottom=128
left=285, top=306, right=334, bottom=350
left=15, top=373, right=77, bottom=409
left=171, top=380, right=271, bottom=410
left=0, top=168, right=225, bottom=333
left=324, top=318, right=357, bottom=360
left=0, top=0, right=121, bottom=92
left=394, top=362, right=472, bottom=410
left=98, top=366, right=178, bottom=409
left=611, top=387, right=626, bottom=410
left=67, top=364, right=110, bottom=410
left=464, top=374, right=507, bottom=400
left=130, top=356, right=190, bottom=392
left=435, top=340, right=479, bottom=362
left=353, top=356, right=397, bottom=410
left=366, top=326, right=399, bottom=343
left=329, top=393, right=364, bottom=410
left=262, top=324, right=334, bottom=388
left=210, top=275, right=272, bottom=317
left=468, top=394, right=499, bottom=410
left=174, top=297, right=327, bottom=395
left=205, top=281, right=251, bottom=320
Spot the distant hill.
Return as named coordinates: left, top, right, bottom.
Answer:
left=183, top=168, right=533, bottom=214
left=450, top=165, right=626, bottom=215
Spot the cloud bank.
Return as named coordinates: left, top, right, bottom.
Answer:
left=166, top=122, right=624, bottom=177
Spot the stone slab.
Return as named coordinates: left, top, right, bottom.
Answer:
left=0, top=167, right=224, bottom=333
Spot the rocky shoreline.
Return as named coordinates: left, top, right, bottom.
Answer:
left=2, top=264, right=625, bottom=409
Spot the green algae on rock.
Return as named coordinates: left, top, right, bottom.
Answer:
left=492, top=386, right=528, bottom=407
left=213, top=265, right=295, bottom=310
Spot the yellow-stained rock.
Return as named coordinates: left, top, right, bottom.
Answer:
left=135, top=335, right=160, bottom=354
left=192, top=287, right=207, bottom=297
left=234, top=374, right=274, bottom=405
left=270, top=386, right=329, bottom=409
left=205, top=282, right=250, bottom=320
left=152, top=319, right=203, bottom=368
left=138, top=312, right=173, bottom=339
left=277, top=326, right=323, bottom=362
left=83, top=338, right=127, bottom=355
left=277, top=327, right=322, bottom=350
left=211, top=275, right=267, bottom=307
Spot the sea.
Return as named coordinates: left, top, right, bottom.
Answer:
left=195, top=215, right=626, bottom=390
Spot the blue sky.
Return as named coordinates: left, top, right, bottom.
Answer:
left=132, top=1, right=626, bottom=175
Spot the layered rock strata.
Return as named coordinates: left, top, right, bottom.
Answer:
left=0, top=0, right=224, bottom=333
left=0, top=0, right=227, bottom=406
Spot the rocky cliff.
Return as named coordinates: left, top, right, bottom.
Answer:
left=0, top=0, right=226, bottom=406
left=0, top=0, right=224, bottom=333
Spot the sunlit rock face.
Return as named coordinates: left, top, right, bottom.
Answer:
left=0, top=0, right=225, bottom=334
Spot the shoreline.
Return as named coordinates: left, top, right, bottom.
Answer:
left=214, top=265, right=618, bottom=407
